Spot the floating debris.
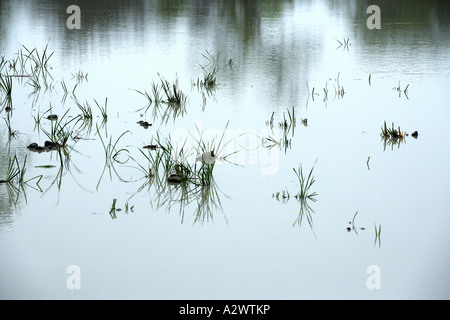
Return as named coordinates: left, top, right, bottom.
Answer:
left=301, top=118, right=308, bottom=126
left=143, top=144, right=159, bottom=150
left=411, top=131, right=418, bottom=138
left=46, top=114, right=58, bottom=120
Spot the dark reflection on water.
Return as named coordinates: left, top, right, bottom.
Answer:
left=1, top=0, right=448, bottom=105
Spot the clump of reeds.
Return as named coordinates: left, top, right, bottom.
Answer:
left=71, top=69, right=88, bottom=83
left=158, top=73, right=188, bottom=106
left=96, top=124, right=130, bottom=168
left=2, top=113, right=19, bottom=137
left=0, top=72, right=13, bottom=98
left=39, top=108, right=78, bottom=167
left=73, top=97, right=93, bottom=119
left=374, top=223, right=382, bottom=248
left=227, top=58, right=233, bottom=69
left=336, top=37, right=350, bottom=50
left=293, top=163, right=317, bottom=200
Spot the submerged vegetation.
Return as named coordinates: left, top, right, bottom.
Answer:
left=130, top=122, right=233, bottom=189
left=380, top=120, right=417, bottom=150
left=380, top=120, right=406, bottom=139
left=199, top=50, right=219, bottom=91
left=293, top=163, right=317, bottom=200
left=0, top=153, right=42, bottom=186
left=306, top=71, right=346, bottom=106
left=374, top=223, right=382, bottom=248
left=272, top=163, right=318, bottom=231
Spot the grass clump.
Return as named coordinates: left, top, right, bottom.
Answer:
left=2, top=113, right=19, bottom=137
left=158, top=73, right=187, bottom=106
left=94, top=97, right=108, bottom=121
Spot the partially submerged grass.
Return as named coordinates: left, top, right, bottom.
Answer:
left=130, top=122, right=234, bottom=188
left=200, top=50, right=220, bottom=90
left=39, top=108, right=79, bottom=167
left=21, top=43, right=54, bottom=78
left=347, top=211, right=361, bottom=234
left=71, top=69, right=88, bottom=83
left=73, top=97, right=93, bottom=119
left=0, top=72, right=13, bottom=97
left=293, top=197, right=316, bottom=232
left=394, top=81, right=410, bottom=98
left=334, top=71, right=345, bottom=99
left=273, top=188, right=290, bottom=202
left=134, top=74, right=188, bottom=112
left=60, top=78, right=69, bottom=104
left=336, top=37, right=350, bottom=50
left=158, top=73, right=188, bottom=106
left=278, top=106, right=296, bottom=132
left=262, top=107, right=296, bottom=153
left=134, top=87, right=154, bottom=107
left=374, top=223, right=382, bottom=248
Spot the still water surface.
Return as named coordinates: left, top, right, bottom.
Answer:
left=0, top=0, right=449, bottom=299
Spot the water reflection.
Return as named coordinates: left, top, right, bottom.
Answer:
left=292, top=198, right=317, bottom=235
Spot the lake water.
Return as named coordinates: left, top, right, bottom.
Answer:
left=1, top=0, right=449, bottom=299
